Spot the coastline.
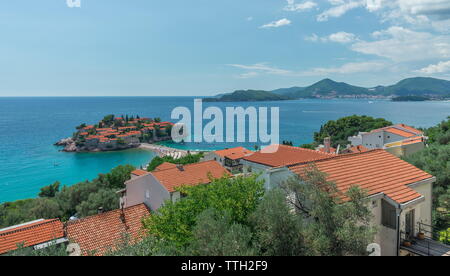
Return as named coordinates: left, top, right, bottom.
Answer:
left=139, top=143, right=203, bottom=159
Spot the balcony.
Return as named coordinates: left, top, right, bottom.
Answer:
left=400, top=223, right=450, bottom=256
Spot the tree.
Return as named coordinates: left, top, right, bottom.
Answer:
left=29, top=198, right=62, bottom=219
left=186, top=209, right=256, bottom=256
left=312, top=115, right=392, bottom=148
left=281, top=166, right=376, bottom=256
left=38, top=181, right=60, bottom=198
left=104, top=164, right=135, bottom=190
left=143, top=174, right=265, bottom=248
left=250, top=189, right=305, bottom=256
left=76, top=189, right=120, bottom=217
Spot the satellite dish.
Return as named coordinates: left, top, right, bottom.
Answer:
left=66, top=243, right=81, bottom=256
left=367, top=243, right=381, bottom=256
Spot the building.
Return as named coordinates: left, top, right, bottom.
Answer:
left=0, top=219, right=66, bottom=255
left=123, top=160, right=230, bottom=211
left=203, top=147, right=253, bottom=172
left=66, top=204, right=150, bottom=256
left=285, top=150, right=437, bottom=256
left=241, top=144, right=334, bottom=189
left=348, top=124, right=425, bottom=157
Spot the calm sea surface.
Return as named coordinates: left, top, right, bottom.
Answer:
left=0, top=97, right=449, bottom=203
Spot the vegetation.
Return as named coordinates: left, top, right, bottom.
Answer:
left=204, top=90, right=294, bottom=102
left=0, top=165, right=135, bottom=228
left=404, top=117, right=450, bottom=231
left=274, top=77, right=450, bottom=98
left=112, top=169, right=375, bottom=256
left=306, top=115, right=392, bottom=148
left=146, top=153, right=204, bottom=172
left=392, top=96, right=430, bottom=102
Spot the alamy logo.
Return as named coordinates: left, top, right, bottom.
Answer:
left=67, top=0, right=81, bottom=8
left=171, top=99, right=279, bottom=151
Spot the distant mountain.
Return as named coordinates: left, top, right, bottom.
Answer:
left=203, top=90, right=293, bottom=102
left=207, top=77, right=450, bottom=102
left=374, top=77, right=450, bottom=96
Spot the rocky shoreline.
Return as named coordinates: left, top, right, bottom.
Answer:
left=54, top=137, right=139, bottom=152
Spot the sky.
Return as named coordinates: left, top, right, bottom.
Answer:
left=0, top=0, right=450, bottom=96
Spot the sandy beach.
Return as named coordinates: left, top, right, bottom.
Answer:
left=139, top=143, right=202, bottom=159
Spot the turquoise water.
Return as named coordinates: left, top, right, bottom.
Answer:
left=0, top=97, right=449, bottom=203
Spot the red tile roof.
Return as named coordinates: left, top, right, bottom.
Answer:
left=66, top=204, right=150, bottom=256
left=242, top=144, right=334, bottom=167
left=384, top=127, right=417, bottom=138
left=131, top=169, right=149, bottom=176
left=343, top=145, right=369, bottom=154
left=289, top=150, right=433, bottom=204
left=318, top=147, right=337, bottom=154
left=214, top=147, right=253, bottom=160
left=0, top=219, right=64, bottom=255
left=151, top=160, right=230, bottom=192
left=154, top=162, right=178, bottom=171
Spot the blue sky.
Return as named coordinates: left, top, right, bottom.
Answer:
left=1, top=0, right=449, bottom=96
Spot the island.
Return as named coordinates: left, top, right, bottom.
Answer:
left=55, top=115, right=174, bottom=152
left=203, top=90, right=294, bottom=102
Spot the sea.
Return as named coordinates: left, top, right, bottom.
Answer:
left=0, top=97, right=449, bottom=203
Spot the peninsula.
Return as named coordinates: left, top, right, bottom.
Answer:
left=55, top=115, right=174, bottom=152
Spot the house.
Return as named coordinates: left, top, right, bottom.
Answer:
left=348, top=124, right=425, bottom=156
left=203, top=147, right=253, bottom=172
left=285, top=150, right=436, bottom=256
left=123, top=160, right=230, bottom=211
left=241, top=144, right=334, bottom=189
left=316, top=137, right=337, bottom=154
left=153, top=162, right=177, bottom=171
left=341, top=145, right=369, bottom=154
left=66, top=204, right=150, bottom=256
left=131, top=169, right=149, bottom=179
left=0, top=219, right=66, bottom=255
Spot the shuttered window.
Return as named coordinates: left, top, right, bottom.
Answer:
left=381, top=199, right=397, bottom=229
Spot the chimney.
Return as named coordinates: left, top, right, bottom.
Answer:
left=324, top=137, right=331, bottom=153
left=176, top=165, right=185, bottom=171
left=98, top=207, right=104, bottom=214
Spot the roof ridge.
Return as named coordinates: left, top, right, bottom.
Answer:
left=0, top=219, right=60, bottom=236
left=286, top=149, right=385, bottom=168
left=67, top=204, right=148, bottom=226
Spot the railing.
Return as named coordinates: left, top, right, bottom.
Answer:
left=400, top=223, right=450, bottom=256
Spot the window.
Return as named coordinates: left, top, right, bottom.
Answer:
left=145, top=190, right=150, bottom=199
left=381, top=199, right=397, bottom=229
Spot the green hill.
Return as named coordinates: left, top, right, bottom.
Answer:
left=203, top=90, right=293, bottom=102
left=206, top=77, right=450, bottom=102
left=376, top=77, right=450, bottom=96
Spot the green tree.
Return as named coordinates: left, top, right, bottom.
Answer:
left=29, top=198, right=62, bottom=219
left=313, top=115, right=392, bottom=148
left=76, top=189, right=120, bottom=217
left=281, top=167, right=376, bottom=256
left=186, top=209, right=256, bottom=256
left=250, top=189, right=305, bottom=256
left=143, top=174, right=264, bottom=247
left=38, top=181, right=60, bottom=198
left=104, top=164, right=135, bottom=190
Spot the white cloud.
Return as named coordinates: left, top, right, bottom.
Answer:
left=351, top=26, right=450, bottom=62
left=328, top=32, right=357, bottom=43
left=305, top=32, right=357, bottom=43
left=228, top=63, right=292, bottom=75
left=284, top=0, right=318, bottom=12
left=260, top=18, right=292, bottom=28
left=317, top=1, right=364, bottom=22
left=302, top=61, right=387, bottom=76
left=416, top=60, right=450, bottom=74
left=305, top=33, right=320, bottom=42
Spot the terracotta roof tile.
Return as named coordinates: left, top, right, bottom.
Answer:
left=151, top=160, right=230, bottom=192
left=243, top=144, right=334, bottom=167
left=66, top=204, right=150, bottom=256
left=154, top=162, right=178, bottom=171
left=289, top=150, right=433, bottom=204
left=0, top=219, right=64, bottom=255
left=214, top=147, right=253, bottom=160
left=131, top=169, right=149, bottom=176
left=385, top=127, right=417, bottom=138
